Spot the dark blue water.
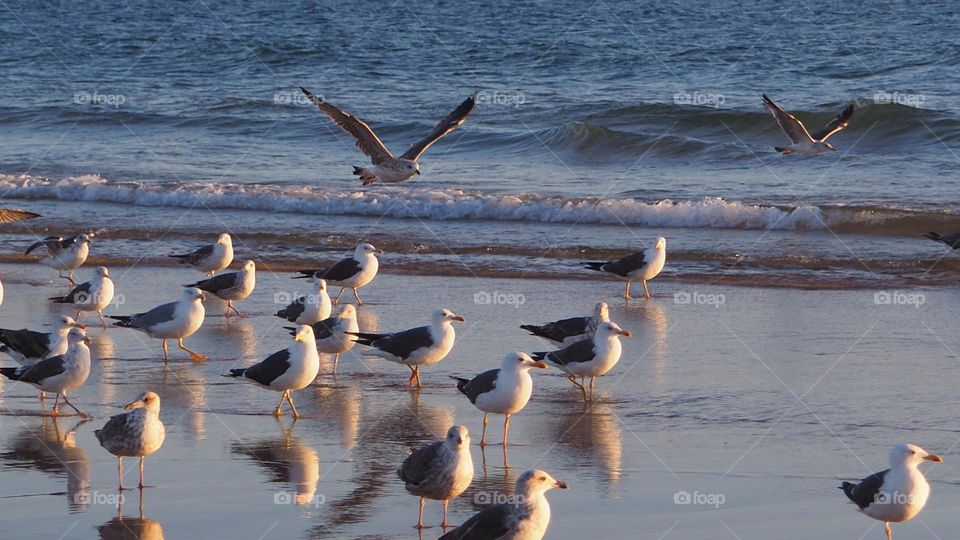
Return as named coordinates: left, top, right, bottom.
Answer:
left=2, top=0, right=960, bottom=286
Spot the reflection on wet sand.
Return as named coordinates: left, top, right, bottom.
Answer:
left=98, top=489, right=165, bottom=540
left=312, top=382, right=361, bottom=449
left=231, top=419, right=320, bottom=505
left=213, top=318, right=259, bottom=359
left=153, top=364, right=208, bottom=441
left=619, top=300, right=669, bottom=391
left=0, top=417, right=91, bottom=512
left=549, top=400, right=623, bottom=494
left=91, top=332, right=118, bottom=406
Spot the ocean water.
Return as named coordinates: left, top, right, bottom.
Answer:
left=2, top=0, right=960, bottom=287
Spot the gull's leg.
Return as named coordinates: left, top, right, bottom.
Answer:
left=333, top=353, right=340, bottom=375
left=407, top=366, right=417, bottom=385
left=568, top=375, right=588, bottom=401
left=415, top=367, right=423, bottom=387
left=61, top=393, right=89, bottom=418
left=52, top=393, right=62, bottom=416
left=178, top=339, right=207, bottom=361
left=118, top=457, right=125, bottom=491
left=39, top=391, right=46, bottom=401
left=417, top=497, right=426, bottom=529
left=503, top=414, right=511, bottom=446
left=353, top=288, right=363, bottom=305
left=138, top=457, right=145, bottom=488
left=67, top=270, right=76, bottom=286
left=442, top=499, right=450, bottom=528
left=643, top=280, right=651, bottom=298
left=274, top=392, right=286, bottom=416
left=161, top=339, right=169, bottom=362
left=285, top=391, right=300, bottom=419
left=589, top=377, right=596, bottom=400
left=228, top=301, right=243, bottom=318
left=75, top=311, right=82, bottom=321
left=885, top=523, right=891, bottom=540
left=480, top=413, right=488, bottom=447
left=98, top=311, right=107, bottom=329
left=333, top=288, right=346, bottom=305
left=625, top=281, right=632, bottom=299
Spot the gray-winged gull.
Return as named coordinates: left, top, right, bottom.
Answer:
left=110, top=288, right=207, bottom=361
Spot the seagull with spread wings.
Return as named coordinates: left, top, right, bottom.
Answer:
left=299, top=87, right=475, bottom=185
left=762, top=95, right=854, bottom=155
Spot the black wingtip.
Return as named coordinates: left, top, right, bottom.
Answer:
left=0, top=367, right=19, bottom=380
left=924, top=232, right=942, bottom=241
left=227, top=368, right=246, bottom=378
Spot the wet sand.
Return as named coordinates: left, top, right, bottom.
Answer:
left=1, top=262, right=958, bottom=539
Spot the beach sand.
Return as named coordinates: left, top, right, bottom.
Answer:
left=0, top=262, right=958, bottom=539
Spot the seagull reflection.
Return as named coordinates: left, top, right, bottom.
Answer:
left=0, top=417, right=92, bottom=512
left=230, top=419, right=320, bottom=505
left=98, top=489, right=164, bottom=540
left=619, top=300, right=668, bottom=391
left=153, top=363, right=207, bottom=441
left=550, top=401, right=623, bottom=492
left=312, top=382, right=361, bottom=449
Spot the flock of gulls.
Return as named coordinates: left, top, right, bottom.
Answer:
left=0, top=91, right=950, bottom=540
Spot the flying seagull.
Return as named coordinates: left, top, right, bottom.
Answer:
left=50, top=266, right=115, bottom=328
left=398, top=425, right=474, bottom=529
left=532, top=322, right=631, bottom=401
left=294, top=243, right=381, bottom=305
left=300, top=87, right=475, bottom=185
left=585, top=237, right=666, bottom=299
left=451, top=352, right=547, bottom=446
left=110, top=288, right=207, bottom=361
left=762, top=94, right=854, bottom=155
left=169, top=233, right=234, bottom=277
left=0, top=208, right=40, bottom=222
left=840, top=443, right=942, bottom=540
left=520, top=301, right=610, bottom=347
left=25, top=233, right=92, bottom=285
left=0, top=327, right=92, bottom=417
left=95, top=391, right=166, bottom=490
left=439, top=469, right=568, bottom=540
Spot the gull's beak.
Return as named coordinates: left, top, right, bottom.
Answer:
left=82, top=336, right=92, bottom=345
left=415, top=170, right=421, bottom=175
left=554, top=480, right=569, bottom=489
left=199, top=293, right=206, bottom=301
left=451, top=315, right=465, bottom=322
left=619, top=329, right=632, bottom=337
left=123, top=399, right=144, bottom=411
left=924, top=454, right=944, bottom=463
left=532, top=361, right=548, bottom=369
left=74, top=323, right=86, bottom=330
left=456, top=436, right=463, bottom=444
left=377, top=249, right=384, bottom=254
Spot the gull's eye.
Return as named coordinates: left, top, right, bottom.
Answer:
left=909, top=450, right=916, bottom=455
left=539, top=476, right=546, bottom=481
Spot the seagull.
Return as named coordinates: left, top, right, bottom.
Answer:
left=520, top=302, right=609, bottom=347
left=0, top=327, right=92, bottom=417
left=287, top=304, right=358, bottom=374
left=49, top=266, right=115, bottom=328
left=299, top=87, right=475, bottom=185
left=0, top=208, right=40, bottom=222
left=187, top=259, right=256, bottom=317
left=451, top=352, right=548, bottom=447
left=226, top=325, right=320, bottom=418
left=109, top=288, right=207, bottom=361
left=924, top=231, right=960, bottom=250
left=275, top=275, right=331, bottom=325
left=95, top=391, right=166, bottom=490
left=349, top=308, right=464, bottom=387
left=398, top=425, right=474, bottom=529
left=585, top=237, right=667, bottom=299
left=294, top=243, right=381, bottom=305
left=25, top=233, right=92, bottom=285
left=168, top=233, right=234, bottom=277
left=840, top=443, right=942, bottom=540
left=762, top=94, right=854, bottom=155
left=0, top=315, right=84, bottom=367
left=532, top=321, right=631, bottom=401
left=439, top=469, right=568, bottom=540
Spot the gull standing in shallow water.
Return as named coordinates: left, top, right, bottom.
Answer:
left=50, top=266, right=115, bottom=328
left=0, top=327, right=92, bottom=417
left=585, top=237, right=666, bottom=299
left=95, top=391, right=166, bottom=490
left=25, top=233, right=92, bottom=285
left=398, top=425, right=473, bottom=529
left=187, top=259, right=256, bottom=317
left=840, top=443, right=942, bottom=540
left=451, top=352, right=548, bottom=447
left=109, top=288, right=207, bottom=361
left=288, top=303, right=358, bottom=374
left=762, top=94, right=854, bottom=155
left=275, top=275, right=331, bottom=325
left=294, top=243, right=381, bottom=305
left=532, top=321, right=631, bottom=401
left=226, top=325, right=319, bottom=418
left=168, top=233, right=234, bottom=277
left=299, top=87, right=475, bottom=185
left=0, top=315, right=84, bottom=367
left=349, top=308, right=464, bottom=387
left=520, top=301, right=609, bottom=347
left=439, top=469, right=568, bottom=540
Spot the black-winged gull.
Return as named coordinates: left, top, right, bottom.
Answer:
left=275, top=275, right=331, bottom=325
left=532, top=321, right=631, bottom=401
left=95, top=391, right=166, bottom=490
left=187, top=259, right=256, bottom=317
left=25, top=233, right=92, bottom=285
left=762, top=94, right=854, bottom=155
left=520, top=301, right=609, bottom=347
left=398, top=425, right=474, bottom=529
left=169, top=233, right=234, bottom=276
left=585, top=237, right=666, bottom=299
left=286, top=303, right=359, bottom=374
left=50, top=266, right=115, bottom=328
left=0, top=327, right=92, bottom=417
left=294, top=243, right=381, bottom=305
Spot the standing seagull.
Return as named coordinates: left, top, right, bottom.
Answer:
left=300, top=87, right=475, bottom=185
left=924, top=231, right=960, bottom=250
left=169, top=233, right=234, bottom=277
left=275, top=276, right=331, bottom=325
left=294, top=243, right=381, bottom=305
left=226, top=325, right=319, bottom=418
left=0, top=315, right=84, bottom=366
left=451, top=352, right=547, bottom=447
left=0, top=327, right=92, bottom=417
left=187, top=259, right=256, bottom=317
left=289, top=304, right=358, bottom=374
left=585, top=237, right=667, bottom=299
left=532, top=322, right=631, bottom=401
left=349, top=308, right=464, bottom=387
left=398, top=425, right=474, bottom=529
left=109, top=288, right=207, bottom=361
left=520, top=302, right=609, bottom=347
left=840, top=443, right=942, bottom=540
left=439, top=469, right=568, bottom=540
left=763, top=94, right=854, bottom=155
left=49, top=266, right=115, bottom=328
left=95, top=391, right=166, bottom=490
left=25, top=233, right=92, bottom=285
